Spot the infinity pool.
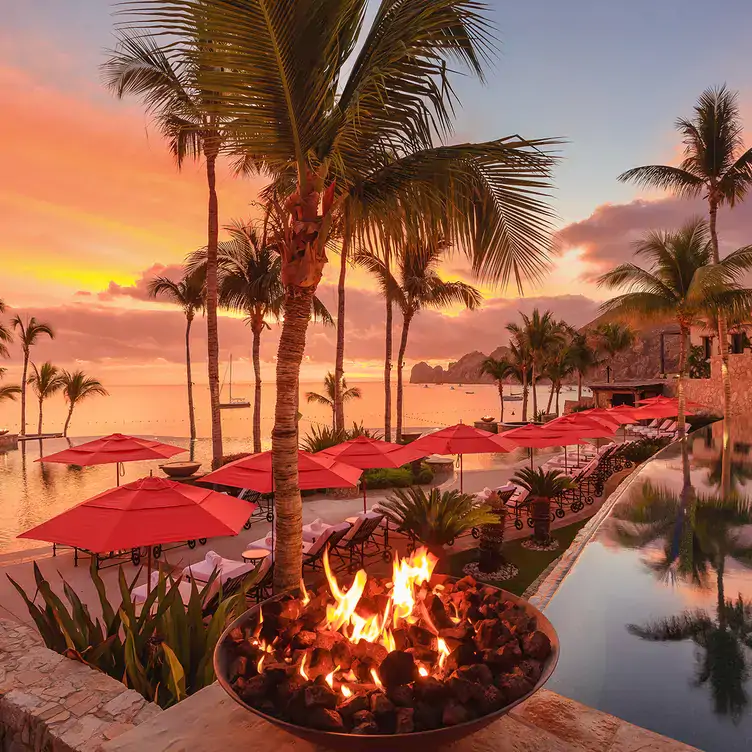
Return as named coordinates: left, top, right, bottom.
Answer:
left=545, top=420, right=752, bottom=751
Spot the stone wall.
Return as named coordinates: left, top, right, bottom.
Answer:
left=0, top=618, right=161, bottom=752
left=682, top=352, right=752, bottom=415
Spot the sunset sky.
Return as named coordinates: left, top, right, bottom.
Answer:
left=2, top=0, right=752, bottom=384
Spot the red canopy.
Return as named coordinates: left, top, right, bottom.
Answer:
left=318, top=436, right=423, bottom=468
left=201, top=450, right=362, bottom=493
left=37, top=433, right=185, bottom=466
left=409, top=424, right=517, bottom=455
left=606, top=405, right=642, bottom=422
left=547, top=414, right=618, bottom=439
left=633, top=402, right=695, bottom=420
left=501, top=424, right=590, bottom=448
left=18, top=476, right=253, bottom=552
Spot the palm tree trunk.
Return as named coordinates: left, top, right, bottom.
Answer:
left=396, top=312, right=412, bottom=442
left=37, top=396, right=43, bottom=436
left=556, top=383, right=562, bottom=416
left=384, top=248, right=393, bottom=441
left=531, top=364, right=538, bottom=417
left=521, top=369, right=529, bottom=422
left=333, top=232, right=349, bottom=434
left=63, top=404, right=74, bottom=437
left=20, top=353, right=28, bottom=436
left=272, top=289, right=314, bottom=592
left=185, top=314, right=196, bottom=442
left=709, top=196, right=732, bottom=425
left=205, top=147, right=223, bottom=468
left=677, top=324, right=689, bottom=437
left=498, top=382, right=505, bottom=424
left=716, top=555, right=727, bottom=630
left=577, top=371, right=582, bottom=402
left=251, top=319, right=263, bottom=453
left=545, top=383, right=554, bottom=415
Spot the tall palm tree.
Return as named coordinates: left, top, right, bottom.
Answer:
left=506, top=323, right=532, bottom=421
left=598, top=218, right=752, bottom=435
left=0, top=368, right=21, bottom=405
left=594, top=322, right=635, bottom=382
left=619, top=86, right=752, bottom=426
left=0, top=299, right=12, bottom=360
left=480, top=356, right=515, bottom=424
left=60, top=371, right=109, bottom=437
left=543, top=339, right=575, bottom=416
left=187, top=219, right=332, bottom=452
left=357, top=240, right=482, bottom=441
left=305, top=372, right=361, bottom=430
left=519, top=309, right=562, bottom=418
left=567, top=331, right=599, bottom=402
left=148, top=270, right=205, bottom=441
left=11, top=316, right=54, bottom=436
left=103, top=32, right=228, bottom=468
left=27, top=362, right=64, bottom=436
left=124, top=0, right=559, bottom=591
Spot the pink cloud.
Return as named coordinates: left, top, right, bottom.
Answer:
left=99, top=263, right=184, bottom=302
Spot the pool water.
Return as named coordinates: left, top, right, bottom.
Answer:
left=545, top=420, right=752, bottom=751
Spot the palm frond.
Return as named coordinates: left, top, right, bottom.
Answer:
left=617, top=165, right=705, bottom=197
left=311, top=296, right=334, bottom=327
left=354, top=251, right=406, bottom=309
left=304, top=392, right=333, bottom=408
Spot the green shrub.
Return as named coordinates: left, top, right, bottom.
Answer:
left=363, top=467, right=413, bottom=489
left=623, top=436, right=671, bottom=464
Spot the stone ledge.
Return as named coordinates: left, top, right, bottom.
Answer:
left=0, top=618, right=162, bottom=752
left=102, top=685, right=699, bottom=752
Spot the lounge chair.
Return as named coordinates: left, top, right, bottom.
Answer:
left=331, top=512, right=389, bottom=572
left=182, top=550, right=257, bottom=585
left=302, top=518, right=334, bottom=543
left=303, top=522, right=351, bottom=571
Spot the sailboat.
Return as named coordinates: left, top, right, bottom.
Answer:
left=219, top=355, right=250, bottom=409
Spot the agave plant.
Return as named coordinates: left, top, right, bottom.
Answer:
left=511, top=467, right=574, bottom=544
left=8, top=562, right=257, bottom=708
left=379, top=487, right=496, bottom=556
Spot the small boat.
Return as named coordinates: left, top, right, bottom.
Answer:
left=449, top=386, right=455, bottom=391
left=465, top=391, right=475, bottom=394
left=503, top=395, right=523, bottom=402
left=220, top=355, right=250, bottom=409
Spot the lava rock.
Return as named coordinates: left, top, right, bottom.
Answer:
left=263, top=663, right=293, bottom=685
left=448, top=676, right=486, bottom=705
left=496, top=667, right=534, bottom=704
left=238, top=674, right=267, bottom=705
left=352, top=710, right=376, bottom=726
left=278, top=598, right=302, bottom=624
left=442, top=700, right=471, bottom=726
left=229, top=656, right=249, bottom=682
left=351, top=659, right=374, bottom=684
left=428, top=595, right=455, bottom=630
left=485, top=641, right=522, bottom=671
left=438, top=625, right=473, bottom=650
left=274, top=675, right=307, bottom=706
left=336, top=691, right=369, bottom=719
left=352, top=639, right=388, bottom=664
left=304, top=684, right=338, bottom=709
left=519, top=659, right=544, bottom=683
left=413, top=676, right=449, bottom=704
left=445, top=642, right=478, bottom=672
left=455, top=575, right=478, bottom=591
left=474, top=619, right=506, bottom=650
left=481, top=684, right=505, bottom=713
left=355, top=596, right=380, bottom=620
left=407, top=645, right=438, bottom=666
left=392, top=628, right=410, bottom=651
left=307, top=648, right=334, bottom=679
left=369, top=691, right=395, bottom=716
left=314, top=630, right=345, bottom=651
left=387, top=685, right=414, bottom=708
left=407, top=624, right=435, bottom=648
left=522, top=631, right=552, bottom=661
left=379, top=650, right=418, bottom=687
left=352, top=721, right=380, bottom=735
left=395, top=707, right=415, bottom=734
left=307, top=707, right=345, bottom=731
left=300, top=606, right=327, bottom=631
left=414, top=701, right=443, bottom=730
left=454, top=663, right=494, bottom=686
left=293, top=630, right=317, bottom=649
left=331, top=640, right=353, bottom=670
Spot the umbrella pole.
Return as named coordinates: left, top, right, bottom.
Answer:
left=530, top=448, right=534, bottom=470
left=565, top=446, right=568, bottom=472
left=147, top=547, right=152, bottom=594
left=460, top=454, right=463, bottom=493
left=362, top=477, right=367, bottom=515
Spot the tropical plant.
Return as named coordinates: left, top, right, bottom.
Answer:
left=0, top=368, right=21, bottom=405
left=305, top=372, right=361, bottom=430
left=621, top=436, right=671, bottom=464
left=543, top=326, right=575, bottom=416
left=298, top=421, right=379, bottom=454
left=0, top=298, right=12, bottom=360
left=511, top=466, right=574, bottom=544
left=27, top=362, right=64, bottom=436
left=688, top=344, right=711, bottom=379
left=518, top=309, right=563, bottom=418
left=378, top=487, right=495, bottom=555
left=357, top=240, right=482, bottom=441
left=61, top=371, right=109, bottom=437
left=566, top=331, right=599, bottom=402
left=120, top=0, right=559, bottom=592
left=598, top=218, right=752, bottom=435
left=480, top=356, right=515, bottom=424
left=506, top=323, right=532, bottom=421
left=103, top=33, right=228, bottom=468
left=148, top=271, right=205, bottom=440
left=8, top=563, right=255, bottom=709
left=619, top=85, right=752, bottom=428
left=593, top=322, right=635, bottom=381
left=11, top=316, right=54, bottom=436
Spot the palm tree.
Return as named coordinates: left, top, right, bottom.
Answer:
left=0, top=299, right=12, bottom=360
left=619, top=86, right=752, bottom=427
left=519, top=309, right=562, bottom=417
left=506, top=323, right=532, bottom=421
left=0, top=369, right=21, bottom=405
left=148, top=271, right=205, bottom=441
left=61, top=371, right=109, bottom=437
left=357, top=240, right=482, bottom=441
left=594, top=322, right=635, bottom=382
left=510, top=466, right=573, bottom=544
left=124, top=0, right=559, bottom=591
left=103, top=32, right=228, bottom=468
left=11, top=316, right=54, bottom=436
left=567, top=331, right=599, bottom=402
left=305, top=372, right=361, bottom=430
left=598, top=218, right=752, bottom=435
left=480, top=356, right=515, bottom=424
left=544, top=339, right=575, bottom=416
left=27, top=362, right=64, bottom=436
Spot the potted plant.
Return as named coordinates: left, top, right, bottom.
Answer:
left=378, top=487, right=496, bottom=563
left=477, top=489, right=509, bottom=573
left=511, top=467, right=574, bottom=546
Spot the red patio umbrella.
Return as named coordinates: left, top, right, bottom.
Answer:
left=19, top=476, right=254, bottom=584
left=318, top=436, right=424, bottom=512
left=547, top=414, right=619, bottom=468
left=408, top=424, right=517, bottom=492
left=633, top=402, right=696, bottom=420
left=37, top=433, right=185, bottom=485
left=637, top=396, right=703, bottom=408
left=501, top=424, right=589, bottom=468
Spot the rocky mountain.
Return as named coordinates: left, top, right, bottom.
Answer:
left=409, top=326, right=681, bottom=384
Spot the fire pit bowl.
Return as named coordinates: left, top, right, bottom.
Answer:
left=214, top=573, right=558, bottom=750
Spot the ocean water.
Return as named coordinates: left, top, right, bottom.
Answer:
left=0, top=381, right=580, bottom=555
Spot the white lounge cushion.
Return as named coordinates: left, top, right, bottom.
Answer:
left=182, top=551, right=256, bottom=584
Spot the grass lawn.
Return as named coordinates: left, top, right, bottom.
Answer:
left=446, top=520, right=587, bottom=596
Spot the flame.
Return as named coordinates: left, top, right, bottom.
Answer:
left=418, top=666, right=428, bottom=677
left=341, top=684, right=352, bottom=698
left=382, top=630, right=396, bottom=653
left=300, top=578, right=310, bottom=607
left=370, top=668, right=383, bottom=688
left=325, top=665, right=340, bottom=690
left=257, top=653, right=265, bottom=673
left=344, top=669, right=357, bottom=682
left=449, top=601, right=461, bottom=625
left=323, top=548, right=368, bottom=632
left=299, top=653, right=309, bottom=681
left=437, top=638, right=450, bottom=671
left=390, top=548, right=438, bottom=629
